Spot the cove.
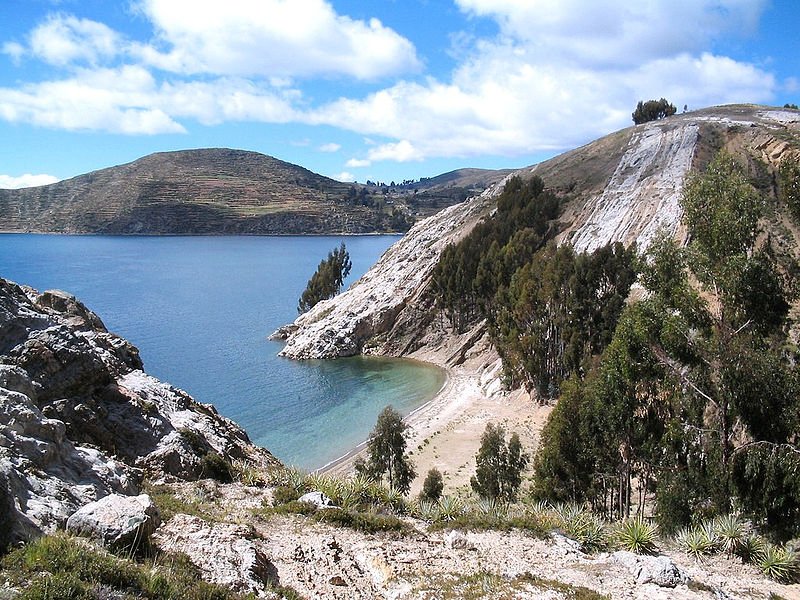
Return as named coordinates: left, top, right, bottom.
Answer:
left=0, top=234, right=445, bottom=469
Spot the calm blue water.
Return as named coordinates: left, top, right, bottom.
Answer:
left=0, top=235, right=445, bottom=469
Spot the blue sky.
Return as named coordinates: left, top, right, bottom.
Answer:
left=1, top=0, right=798, bottom=188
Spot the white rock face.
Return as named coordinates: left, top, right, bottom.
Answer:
left=567, top=121, right=698, bottom=253
left=275, top=108, right=800, bottom=366
left=154, top=514, right=276, bottom=596
left=611, top=550, right=687, bottom=587
left=0, top=277, right=278, bottom=546
left=276, top=183, right=501, bottom=360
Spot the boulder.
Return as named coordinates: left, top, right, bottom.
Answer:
left=610, top=550, right=686, bottom=587
left=298, top=491, right=335, bottom=508
left=66, top=493, right=160, bottom=549
left=154, top=514, right=277, bottom=596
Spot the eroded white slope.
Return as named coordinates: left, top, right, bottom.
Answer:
left=276, top=184, right=502, bottom=359
left=566, top=122, right=698, bottom=253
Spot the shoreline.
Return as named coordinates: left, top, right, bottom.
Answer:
left=319, top=352, right=551, bottom=495
left=316, top=366, right=453, bottom=474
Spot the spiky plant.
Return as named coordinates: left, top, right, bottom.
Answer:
left=675, top=526, right=715, bottom=561
left=712, top=514, right=746, bottom=556
left=435, top=495, right=466, bottom=522
left=382, top=488, right=408, bottom=514
left=416, top=499, right=438, bottom=522
left=266, top=467, right=308, bottom=493
left=578, top=514, right=608, bottom=551
left=758, top=544, right=799, bottom=583
left=737, top=535, right=765, bottom=564
left=474, top=498, right=509, bottom=521
left=616, top=516, right=658, bottom=555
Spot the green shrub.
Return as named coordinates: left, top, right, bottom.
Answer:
left=758, top=544, right=799, bottom=583
left=616, top=516, right=658, bottom=555
left=421, top=468, right=444, bottom=502
left=199, top=452, right=234, bottom=483
left=272, top=485, right=301, bottom=506
left=0, top=533, right=248, bottom=600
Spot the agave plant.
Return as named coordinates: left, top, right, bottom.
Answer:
left=758, top=543, right=800, bottom=583
left=415, top=499, right=438, bottom=522
left=578, top=514, right=608, bottom=551
left=675, top=526, right=715, bottom=561
left=616, top=516, right=658, bottom=555
left=435, top=495, right=466, bottom=522
left=474, top=498, right=509, bottom=521
left=266, top=467, right=308, bottom=493
left=736, top=535, right=765, bottom=564
left=712, top=514, right=746, bottom=556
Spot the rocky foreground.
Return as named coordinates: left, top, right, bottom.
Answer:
left=1, top=279, right=798, bottom=598
left=0, top=278, right=277, bottom=547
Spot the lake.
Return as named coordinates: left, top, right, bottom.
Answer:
left=0, top=234, right=445, bottom=469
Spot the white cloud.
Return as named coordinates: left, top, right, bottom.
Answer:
left=27, top=14, right=121, bottom=66
left=319, top=142, right=341, bottom=153
left=2, top=41, right=25, bottom=63
left=345, top=158, right=371, bottom=168
left=334, top=171, right=355, bottom=182
left=132, top=0, right=420, bottom=79
left=367, top=140, right=421, bottom=163
left=0, top=65, right=303, bottom=133
left=0, top=174, right=60, bottom=189
left=455, top=0, right=766, bottom=67
left=306, top=0, right=776, bottom=162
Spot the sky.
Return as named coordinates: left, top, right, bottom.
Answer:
left=0, top=0, right=798, bottom=188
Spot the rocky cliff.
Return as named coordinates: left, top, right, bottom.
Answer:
left=0, top=278, right=277, bottom=548
left=275, top=105, right=800, bottom=367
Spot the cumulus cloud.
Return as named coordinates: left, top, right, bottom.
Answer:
left=131, top=0, right=420, bottom=80
left=307, top=0, right=776, bottom=161
left=0, top=174, right=60, bottom=189
left=0, top=65, right=304, bottom=133
left=0, top=0, right=780, bottom=162
left=345, top=158, right=371, bottom=168
left=333, top=171, right=355, bottom=182
left=24, top=14, right=121, bottom=66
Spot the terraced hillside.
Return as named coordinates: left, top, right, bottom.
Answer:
left=0, top=148, right=473, bottom=234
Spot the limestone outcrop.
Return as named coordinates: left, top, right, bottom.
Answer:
left=0, top=278, right=278, bottom=547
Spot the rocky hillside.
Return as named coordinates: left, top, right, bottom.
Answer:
left=0, top=278, right=277, bottom=549
left=275, top=104, right=800, bottom=365
left=0, top=148, right=487, bottom=235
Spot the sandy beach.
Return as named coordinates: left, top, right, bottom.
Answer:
left=322, top=350, right=553, bottom=496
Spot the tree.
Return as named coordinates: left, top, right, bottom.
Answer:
left=471, top=423, right=528, bottom=501
left=297, top=242, right=352, bottom=313
left=362, top=406, right=415, bottom=493
left=420, top=468, right=444, bottom=502
left=632, top=98, right=677, bottom=124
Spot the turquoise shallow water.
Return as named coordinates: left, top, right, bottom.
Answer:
left=0, top=234, right=445, bottom=469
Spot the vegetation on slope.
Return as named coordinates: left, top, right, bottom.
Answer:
left=532, top=151, right=800, bottom=538
left=431, top=174, right=637, bottom=397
